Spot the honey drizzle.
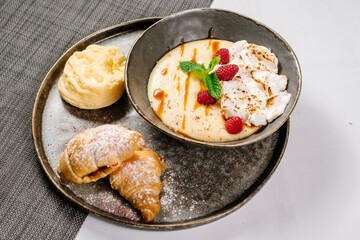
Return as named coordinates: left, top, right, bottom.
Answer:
left=193, top=101, right=201, bottom=111
left=176, top=76, right=180, bottom=94
left=181, top=115, right=186, bottom=130
left=153, top=89, right=167, bottom=119
left=180, top=44, right=185, bottom=57
left=190, top=48, right=197, bottom=62
left=173, top=74, right=180, bottom=93
left=207, top=39, right=212, bottom=49
left=212, top=41, right=220, bottom=55
left=221, top=112, right=227, bottom=123
left=204, top=106, right=210, bottom=116
left=183, top=73, right=191, bottom=110
left=161, top=68, right=168, bottom=76
left=176, top=129, right=193, bottom=139
left=193, top=101, right=211, bottom=116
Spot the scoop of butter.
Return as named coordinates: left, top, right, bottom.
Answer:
left=58, top=44, right=126, bottom=109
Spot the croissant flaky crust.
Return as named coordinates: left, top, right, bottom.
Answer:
left=109, top=148, right=166, bottom=223
left=57, top=124, right=145, bottom=184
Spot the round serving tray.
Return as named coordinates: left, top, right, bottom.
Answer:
left=32, top=17, right=290, bottom=230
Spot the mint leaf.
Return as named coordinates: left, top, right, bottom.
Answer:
left=207, top=56, right=220, bottom=73
left=179, top=59, right=221, bottom=99
left=179, top=61, right=206, bottom=75
left=204, top=72, right=221, bottom=99
left=179, top=61, right=198, bottom=72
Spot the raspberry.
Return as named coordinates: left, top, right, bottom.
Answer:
left=197, top=90, right=216, bottom=105
left=213, top=48, right=230, bottom=64
left=216, top=64, right=239, bottom=81
left=225, top=117, right=243, bottom=134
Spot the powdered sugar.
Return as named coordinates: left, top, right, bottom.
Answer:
left=65, top=125, right=143, bottom=177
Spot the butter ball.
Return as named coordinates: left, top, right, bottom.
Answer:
left=58, top=44, right=126, bottom=109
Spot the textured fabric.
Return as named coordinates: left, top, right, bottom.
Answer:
left=0, top=0, right=212, bottom=239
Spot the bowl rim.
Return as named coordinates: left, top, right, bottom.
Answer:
left=125, top=7, right=302, bottom=148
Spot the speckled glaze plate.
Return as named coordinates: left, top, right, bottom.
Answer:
left=32, top=17, right=290, bottom=230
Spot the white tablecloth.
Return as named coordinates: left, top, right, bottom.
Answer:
left=76, top=0, right=360, bottom=239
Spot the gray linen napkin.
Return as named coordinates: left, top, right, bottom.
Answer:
left=0, top=0, right=212, bottom=239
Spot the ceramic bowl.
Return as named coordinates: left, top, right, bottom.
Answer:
left=125, top=8, right=301, bottom=147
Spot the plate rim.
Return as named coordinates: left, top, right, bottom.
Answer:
left=32, top=17, right=290, bottom=230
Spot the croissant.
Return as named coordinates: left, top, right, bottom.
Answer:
left=109, top=148, right=166, bottom=223
left=57, top=124, right=145, bottom=184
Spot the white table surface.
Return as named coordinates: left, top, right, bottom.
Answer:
left=76, top=0, right=360, bottom=239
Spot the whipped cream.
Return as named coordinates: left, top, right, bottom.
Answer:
left=219, top=40, right=291, bottom=126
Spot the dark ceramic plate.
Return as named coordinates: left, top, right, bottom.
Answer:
left=126, top=8, right=301, bottom=147
left=32, top=17, right=290, bottom=229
